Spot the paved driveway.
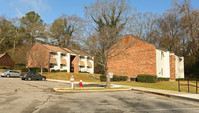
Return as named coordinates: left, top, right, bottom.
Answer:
left=0, top=77, right=199, bottom=113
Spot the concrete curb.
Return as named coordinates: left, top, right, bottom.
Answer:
left=46, top=79, right=97, bottom=84
left=131, top=88, right=199, bottom=102
left=47, top=79, right=199, bottom=102
left=53, top=87, right=132, bottom=93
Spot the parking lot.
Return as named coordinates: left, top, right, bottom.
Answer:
left=0, top=77, right=199, bottom=113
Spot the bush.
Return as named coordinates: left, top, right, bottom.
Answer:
left=14, top=64, right=26, bottom=70
left=79, top=71, right=88, bottom=73
left=29, top=67, right=48, bottom=72
left=61, top=70, right=67, bottom=72
left=21, top=67, right=48, bottom=73
left=137, top=74, right=157, bottom=83
left=176, top=78, right=185, bottom=81
left=21, top=68, right=29, bottom=72
left=157, top=77, right=170, bottom=81
left=51, top=69, right=56, bottom=72
left=51, top=69, right=61, bottom=72
left=0, top=66, right=10, bottom=69
left=100, top=74, right=106, bottom=82
left=113, top=75, right=128, bottom=81
left=100, top=74, right=128, bottom=82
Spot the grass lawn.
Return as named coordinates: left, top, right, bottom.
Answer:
left=43, top=72, right=101, bottom=82
left=113, top=80, right=199, bottom=93
left=43, top=72, right=198, bottom=93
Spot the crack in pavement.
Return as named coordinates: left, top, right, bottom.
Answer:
left=32, top=95, right=52, bottom=113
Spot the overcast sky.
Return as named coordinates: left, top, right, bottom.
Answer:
left=0, top=0, right=199, bottom=24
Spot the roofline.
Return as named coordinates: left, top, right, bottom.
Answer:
left=37, top=42, right=52, bottom=52
left=124, top=34, right=177, bottom=53
left=0, top=53, right=7, bottom=58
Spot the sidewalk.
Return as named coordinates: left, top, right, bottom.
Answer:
left=131, top=86, right=199, bottom=102
left=47, top=79, right=199, bottom=102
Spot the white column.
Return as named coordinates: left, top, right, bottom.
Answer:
left=67, top=53, right=70, bottom=73
left=91, top=56, right=94, bottom=74
left=85, top=56, right=88, bottom=72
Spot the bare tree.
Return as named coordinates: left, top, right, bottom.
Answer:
left=175, top=0, right=199, bottom=56
left=85, top=0, right=131, bottom=88
left=28, top=47, right=49, bottom=75
left=50, top=15, right=84, bottom=47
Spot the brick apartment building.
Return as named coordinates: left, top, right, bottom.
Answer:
left=27, top=42, right=94, bottom=73
left=107, top=35, right=184, bottom=80
left=0, top=53, right=14, bottom=69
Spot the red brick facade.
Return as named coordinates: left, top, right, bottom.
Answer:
left=170, top=54, right=176, bottom=80
left=0, top=53, right=14, bottom=69
left=73, top=56, right=79, bottom=73
left=27, top=43, right=50, bottom=71
left=108, top=35, right=157, bottom=79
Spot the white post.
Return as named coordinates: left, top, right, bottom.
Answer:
left=71, top=82, right=74, bottom=89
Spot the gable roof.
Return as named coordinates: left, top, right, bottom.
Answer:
left=124, top=35, right=170, bottom=52
left=37, top=42, right=92, bottom=57
left=0, top=53, right=6, bottom=58
left=63, top=48, right=91, bottom=57
left=42, top=44, right=68, bottom=54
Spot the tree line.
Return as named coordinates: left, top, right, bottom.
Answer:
left=0, top=0, right=199, bottom=79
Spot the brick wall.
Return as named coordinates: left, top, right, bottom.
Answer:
left=170, top=54, right=176, bottom=80
left=73, top=56, right=79, bottom=73
left=27, top=43, right=50, bottom=71
left=0, top=53, right=14, bottom=69
left=107, top=35, right=157, bottom=80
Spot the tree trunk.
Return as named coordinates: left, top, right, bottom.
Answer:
left=28, top=66, right=30, bottom=72
left=12, top=40, right=16, bottom=57
left=41, top=66, right=43, bottom=75
left=105, top=61, right=111, bottom=88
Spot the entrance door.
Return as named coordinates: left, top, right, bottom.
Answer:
left=70, top=55, right=76, bottom=72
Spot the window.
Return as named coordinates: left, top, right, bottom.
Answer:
left=87, top=57, right=92, bottom=61
left=50, top=63, right=57, bottom=68
left=60, top=64, right=66, bottom=69
left=79, top=66, right=85, bottom=68
left=80, top=56, right=85, bottom=60
left=61, top=54, right=66, bottom=58
left=50, top=52, right=58, bottom=58
left=161, top=51, right=164, bottom=60
left=161, top=68, right=163, bottom=75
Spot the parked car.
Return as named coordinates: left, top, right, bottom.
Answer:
left=20, top=72, right=46, bottom=81
left=0, top=70, right=21, bottom=77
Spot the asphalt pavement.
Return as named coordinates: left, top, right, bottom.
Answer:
left=0, top=77, right=199, bottom=113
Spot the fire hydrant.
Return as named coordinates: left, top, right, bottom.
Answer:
left=79, top=80, right=82, bottom=88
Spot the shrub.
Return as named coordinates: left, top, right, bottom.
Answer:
left=113, top=75, right=128, bottom=81
left=29, top=67, right=48, bottom=72
left=0, top=66, right=10, bottom=69
left=21, top=68, right=29, bottom=72
left=157, top=77, right=170, bottom=81
left=21, top=67, right=48, bottom=73
left=100, top=74, right=128, bottom=82
left=79, top=71, right=88, bottom=73
left=137, top=74, right=157, bottom=83
left=61, top=70, right=67, bottom=72
left=176, top=78, right=185, bottom=81
left=14, top=64, right=26, bottom=70
left=55, top=69, right=60, bottom=72
left=100, top=74, right=106, bottom=82
left=51, top=69, right=56, bottom=72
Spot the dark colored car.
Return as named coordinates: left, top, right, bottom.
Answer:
left=20, top=72, right=46, bottom=81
